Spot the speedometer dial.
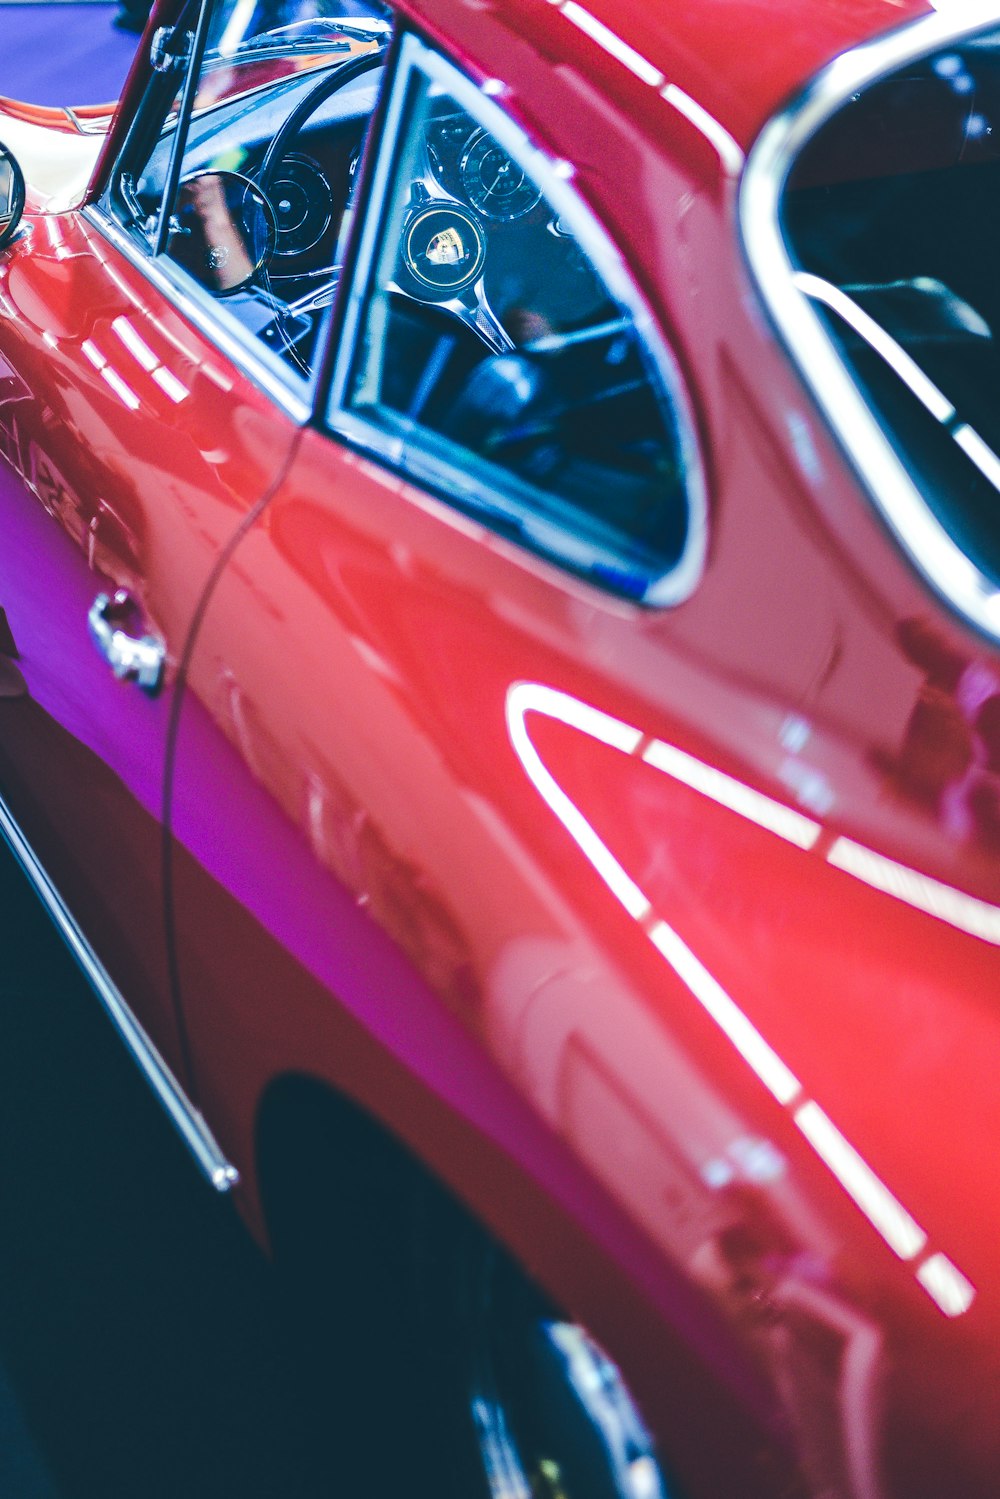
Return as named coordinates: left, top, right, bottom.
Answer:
left=458, top=129, right=542, bottom=222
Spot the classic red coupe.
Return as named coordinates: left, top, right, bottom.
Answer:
left=0, top=0, right=998, bottom=1494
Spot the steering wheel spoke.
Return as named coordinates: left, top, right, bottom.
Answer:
left=252, top=46, right=388, bottom=371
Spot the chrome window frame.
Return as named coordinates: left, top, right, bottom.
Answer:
left=325, top=32, right=707, bottom=609
left=741, top=1, right=1000, bottom=644
left=83, top=204, right=312, bottom=424
left=88, top=0, right=390, bottom=424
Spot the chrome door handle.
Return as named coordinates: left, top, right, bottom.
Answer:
left=88, top=590, right=165, bottom=693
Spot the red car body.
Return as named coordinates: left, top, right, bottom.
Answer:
left=0, top=0, right=997, bottom=1495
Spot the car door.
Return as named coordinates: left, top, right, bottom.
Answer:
left=162, top=26, right=770, bottom=1481
left=145, top=7, right=1000, bottom=1498
left=0, top=0, right=317, bottom=1171
left=159, top=17, right=1000, bottom=1494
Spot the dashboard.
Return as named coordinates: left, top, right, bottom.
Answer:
left=126, top=55, right=611, bottom=378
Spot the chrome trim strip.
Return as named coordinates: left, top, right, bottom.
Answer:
left=327, top=33, right=707, bottom=610
left=81, top=204, right=312, bottom=427
left=0, top=790, right=240, bottom=1192
left=797, top=272, right=1000, bottom=495
left=741, top=4, right=1000, bottom=643
left=795, top=274, right=956, bottom=424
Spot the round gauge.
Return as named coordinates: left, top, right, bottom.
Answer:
left=346, top=148, right=362, bottom=205
left=269, top=154, right=332, bottom=258
left=426, top=138, right=447, bottom=186
left=459, top=129, right=542, bottom=222
left=401, top=203, right=486, bottom=297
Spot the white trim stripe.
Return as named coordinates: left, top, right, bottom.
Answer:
left=561, top=2, right=664, bottom=87
left=917, top=1253, right=977, bottom=1316
left=506, top=682, right=977, bottom=1315
left=795, top=273, right=956, bottom=424
left=546, top=1, right=743, bottom=177
left=954, top=423, right=1000, bottom=493
left=828, top=838, right=1000, bottom=947
left=795, top=1102, right=927, bottom=1261
left=649, top=920, right=802, bottom=1104
left=506, top=682, right=651, bottom=920
left=662, top=84, right=745, bottom=175
left=643, top=737, right=821, bottom=849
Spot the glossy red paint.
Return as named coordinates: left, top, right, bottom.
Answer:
left=0, top=202, right=299, bottom=1076
left=170, top=402, right=1000, bottom=1499
left=396, top=0, right=931, bottom=151
left=0, top=1, right=998, bottom=1497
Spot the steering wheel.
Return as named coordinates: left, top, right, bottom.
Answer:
left=253, top=47, right=387, bottom=372
left=388, top=194, right=515, bottom=357
left=258, top=47, right=388, bottom=219
left=256, top=47, right=512, bottom=368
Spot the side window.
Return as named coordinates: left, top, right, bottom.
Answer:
left=778, top=28, right=1000, bottom=616
left=106, top=0, right=391, bottom=386
left=330, top=41, right=704, bottom=604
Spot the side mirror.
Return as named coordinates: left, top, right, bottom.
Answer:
left=0, top=143, right=26, bottom=251
left=168, top=171, right=277, bottom=296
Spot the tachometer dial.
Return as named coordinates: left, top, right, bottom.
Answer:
left=401, top=203, right=486, bottom=296
left=270, top=153, right=332, bottom=258
left=459, top=129, right=542, bottom=222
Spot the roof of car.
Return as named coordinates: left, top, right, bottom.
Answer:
left=400, top=0, right=933, bottom=150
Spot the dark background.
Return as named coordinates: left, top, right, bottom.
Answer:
left=0, top=839, right=330, bottom=1499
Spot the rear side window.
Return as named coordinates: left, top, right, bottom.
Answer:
left=774, top=24, right=1000, bottom=620
left=329, top=38, right=704, bottom=605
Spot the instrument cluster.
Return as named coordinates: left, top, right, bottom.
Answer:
left=426, top=110, right=544, bottom=224
left=243, top=82, right=604, bottom=369
left=268, top=152, right=335, bottom=259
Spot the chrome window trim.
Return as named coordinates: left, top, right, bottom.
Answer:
left=82, top=204, right=312, bottom=427
left=741, top=2, right=1000, bottom=643
left=326, top=32, right=707, bottom=609
left=0, top=788, right=239, bottom=1192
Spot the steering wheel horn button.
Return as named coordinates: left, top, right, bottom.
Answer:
left=402, top=203, right=486, bottom=296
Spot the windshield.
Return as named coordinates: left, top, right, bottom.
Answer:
left=194, top=1, right=389, bottom=111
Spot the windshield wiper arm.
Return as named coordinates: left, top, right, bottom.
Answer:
left=218, top=19, right=390, bottom=55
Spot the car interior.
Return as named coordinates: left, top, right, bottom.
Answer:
left=107, top=9, right=694, bottom=599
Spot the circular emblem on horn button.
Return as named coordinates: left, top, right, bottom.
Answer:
left=401, top=203, right=486, bottom=297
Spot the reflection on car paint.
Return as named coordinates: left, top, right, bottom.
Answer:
left=505, top=681, right=977, bottom=1316
left=544, top=0, right=744, bottom=176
